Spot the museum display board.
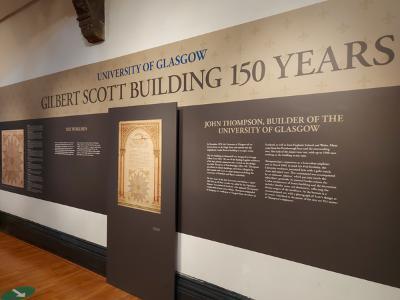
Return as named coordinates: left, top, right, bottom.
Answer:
left=107, top=103, right=177, bottom=300
left=180, top=86, right=400, bottom=288
left=0, top=0, right=399, bottom=297
left=45, top=114, right=109, bottom=213
left=0, top=120, right=44, bottom=198
left=0, top=114, right=108, bottom=214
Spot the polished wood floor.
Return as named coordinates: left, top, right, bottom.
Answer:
left=0, top=232, right=140, bottom=299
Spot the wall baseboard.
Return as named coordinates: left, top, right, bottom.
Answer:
left=0, top=210, right=250, bottom=300
left=0, top=210, right=106, bottom=274
left=176, top=274, right=251, bottom=300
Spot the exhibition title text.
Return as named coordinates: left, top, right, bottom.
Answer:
left=40, top=34, right=396, bottom=110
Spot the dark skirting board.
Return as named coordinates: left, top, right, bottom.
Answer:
left=107, top=103, right=177, bottom=300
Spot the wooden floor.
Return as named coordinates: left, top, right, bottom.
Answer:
left=0, top=232, right=140, bottom=299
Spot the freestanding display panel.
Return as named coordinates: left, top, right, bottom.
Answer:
left=107, top=103, right=177, bottom=300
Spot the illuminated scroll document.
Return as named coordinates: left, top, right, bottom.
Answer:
left=118, top=120, right=162, bottom=213
left=2, top=129, right=24, bottom=188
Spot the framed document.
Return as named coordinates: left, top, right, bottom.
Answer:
left=1, top=129, right=24, bottom=188
left=118, top=119, right=162, bottom=213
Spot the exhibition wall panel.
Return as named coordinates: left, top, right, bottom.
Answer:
left=179, top=86, right=400, bottom=288
left=0, top=114, right=109, bottom=214
left=1, top=0, right=399, bottom=299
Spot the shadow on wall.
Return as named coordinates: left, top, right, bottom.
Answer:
left=0, top=0, right=83, bottom=87
left=1, top=0, right=76, bottom=42
left=0, top=0, right=40, bottom=22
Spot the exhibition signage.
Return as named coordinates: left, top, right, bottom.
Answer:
left=107, top=103, right=177, bottom=300
left=0, top=0, right=398, bottom=121
left=180, top=86, right=400, bottom=287
left=0, top=115, right=109, bottom=213
left=0, top=0, right=399, bottom=295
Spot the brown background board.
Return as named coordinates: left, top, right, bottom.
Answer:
left=0, top=119, right=50, bottom=200
left=44, top=114, right=109, bottom=214
left=179, top=86, right=400, bottom=288
left=107, top=103, right=177, bottom=300
left=0, top=114, right=109, bottom=214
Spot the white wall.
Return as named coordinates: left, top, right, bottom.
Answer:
left=0, top=0, right=323, bottom=88
left=2, top=0, right=400, bottom=299
left=0, top=190, right=106, bottom=245
left=178, top=234, right=400, bottom=300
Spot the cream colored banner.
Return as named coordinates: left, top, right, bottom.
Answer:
left=0, top=0, right=399, bottom=121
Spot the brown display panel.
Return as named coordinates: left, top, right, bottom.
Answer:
left=44, top=114, right=109, bottom=214
left=179, top=86, right=400, bottom=288
left=0, top=114, right=109, bottom=214
left=0, top=120, right=46, bottom=197
left=107, top=103, right=177, bottom=300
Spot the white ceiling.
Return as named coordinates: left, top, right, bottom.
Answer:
left=0, top=0, right=36, bottom=21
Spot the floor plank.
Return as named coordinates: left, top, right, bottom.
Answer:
left=0, top=232, right=140, bottom=299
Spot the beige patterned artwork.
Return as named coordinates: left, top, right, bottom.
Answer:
left=2, top=129, right=24, bottom=188
left=118, top=119, right=162, bottom=213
